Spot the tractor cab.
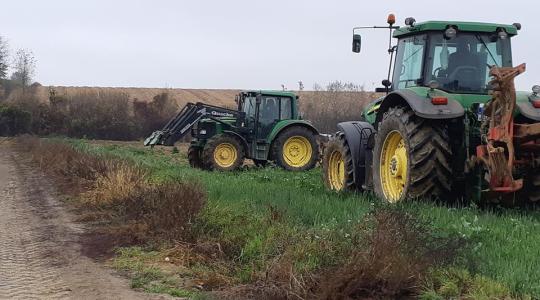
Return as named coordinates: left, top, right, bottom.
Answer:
left=235, top=91, right=299, bottom=140
left=323, top=15, right=539, bottom=205
left=391, top=21, right=515, bottom=94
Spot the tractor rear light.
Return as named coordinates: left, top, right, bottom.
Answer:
left=431, top=97, right=448, bottom=105
left=532, top=99, right=540, bottom=108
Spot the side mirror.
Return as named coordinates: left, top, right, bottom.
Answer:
left=375, top=80, right=392, bottom=93
left=352, top=34, right=361, bottom=53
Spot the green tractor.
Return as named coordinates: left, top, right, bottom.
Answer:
left=323, top=15, right=540, bottom=204
left=145, top=90, right=319, bottom=171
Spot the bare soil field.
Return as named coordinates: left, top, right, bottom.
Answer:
left=0, top=141, right=176, bottom=300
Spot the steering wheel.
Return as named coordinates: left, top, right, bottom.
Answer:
left=433, top=67, right=443, bottom=78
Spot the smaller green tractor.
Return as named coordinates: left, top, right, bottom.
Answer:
left=145, top=90, right=319, bottom=171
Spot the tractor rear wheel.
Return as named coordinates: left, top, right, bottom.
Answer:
left=202, top=134, right=245, bottom=171
left=188, top=145, right=204, bottom=169
left=272, top=127, right=318, bottom=171
left=373, top=107, right=452, bottom=202
left=322, top=132, right=356, bottom=191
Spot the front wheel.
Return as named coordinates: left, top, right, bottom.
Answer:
left=373, top=107, right=452, bottom=202
left=272, top=127, right=318, bottom=171
left=322, top=132, right=356, bottom=191
left=202, top=134, right=245, bottom=171
left=188, top=145, right=204, bottom=169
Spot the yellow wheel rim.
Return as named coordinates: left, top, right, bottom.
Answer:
left=380, top=131, right=408, bottom=202
left=282, top=136, right=312, bottom=168
left=328, top=150, right=345, bottom=190
left=214, top=143, right=237, bottom=168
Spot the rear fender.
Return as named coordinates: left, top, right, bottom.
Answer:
left=337, top=121, right=375, bottom=190
left=376, top=90, right=464, bottom=125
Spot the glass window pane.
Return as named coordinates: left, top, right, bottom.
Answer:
left=260, top=97, right=279, bottom=125
left=280, top=97, right=292, bottom=119
left=394, top=36, right=425, bottom=89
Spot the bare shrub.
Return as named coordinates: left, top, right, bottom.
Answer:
left=0, top=104, right=31, bottom=135
left=66, top=90, right=138, bottom=140
left=299, top=82, right=379, bottom=133
left=115, top=181, right=207, bottom=243
left=317, top=207, right=465, bottom=300
left=133, top=92, right=178, bottom=137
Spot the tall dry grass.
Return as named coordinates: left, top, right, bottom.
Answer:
left=16, top=136, right=206, bottom=244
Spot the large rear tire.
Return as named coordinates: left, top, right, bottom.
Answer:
left=202, top=134, right=245, bottom=171
left=272, top=127, right=318, bottom=171
left=188, top=145, right=204, bottom=169
left=373, top=107, right=452, bottom=202
left=322, top=132, right=356, bottom=191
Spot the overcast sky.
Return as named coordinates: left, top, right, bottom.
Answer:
left=1, top=0, right=537, bottom=91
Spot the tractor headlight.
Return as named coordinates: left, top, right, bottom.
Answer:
left=532, top=85, right=540, bottom=95
left=200, top=129, right=207, bottom=135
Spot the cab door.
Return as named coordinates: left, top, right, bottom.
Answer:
left=256, top=96, right=280, bottom=139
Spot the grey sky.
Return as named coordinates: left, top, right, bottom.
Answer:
left=1, top=0, right=537, bottom=91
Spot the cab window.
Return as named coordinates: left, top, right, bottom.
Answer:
left=393, top=35, right=426, bottom=89
left=242, top=96, right=256, bottom=119
left=259, top=96, right=279, bottom=125
left=280, top=97, right=292, bottom=119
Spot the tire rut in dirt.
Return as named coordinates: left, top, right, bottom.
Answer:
left=0, top=157, right=71, bottom=299
left=373, top=107, right=453, bottom=201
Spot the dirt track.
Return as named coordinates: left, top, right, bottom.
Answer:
left=0, top=142, right=173, bottom=300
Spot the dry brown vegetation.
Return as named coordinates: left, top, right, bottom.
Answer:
left=1, top=83, right=378, bottom=139
left=16, top=136, right=206, bottom=245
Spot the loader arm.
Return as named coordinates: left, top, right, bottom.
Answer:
left=144, top=102, right=244, bottom=147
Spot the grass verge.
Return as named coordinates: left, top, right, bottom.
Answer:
left=15, top=137, right=540, bottom=299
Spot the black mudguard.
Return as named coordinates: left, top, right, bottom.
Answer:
left=379, top=90, right=464, bottom=122
left=337, top=121, right=375, bottom=190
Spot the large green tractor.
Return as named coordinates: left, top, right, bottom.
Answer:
left=145, top=90, right=319, bottom=171
left=323, top=15, right=540, bottom=204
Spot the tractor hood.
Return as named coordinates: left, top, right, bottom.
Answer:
left=362, top=87, right=540, bottom=123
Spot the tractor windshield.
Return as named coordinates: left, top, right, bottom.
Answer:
left=393, top=32, right=512, bottom=94
left=425, top=32, right=512, bottom=94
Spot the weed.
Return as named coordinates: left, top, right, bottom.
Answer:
left=317, top=207, right=466, bottom=299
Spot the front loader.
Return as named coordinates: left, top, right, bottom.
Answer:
left=145, top=91, right=319, bottom=172
left=322, top=15, right=540, bottom=204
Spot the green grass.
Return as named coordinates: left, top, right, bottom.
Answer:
left=73, top=140, right=540, bottom=298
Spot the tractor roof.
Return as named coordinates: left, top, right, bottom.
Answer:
left=242, top=90, right=298, bottom=98
left=393, top=20, right=518, bottom=38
